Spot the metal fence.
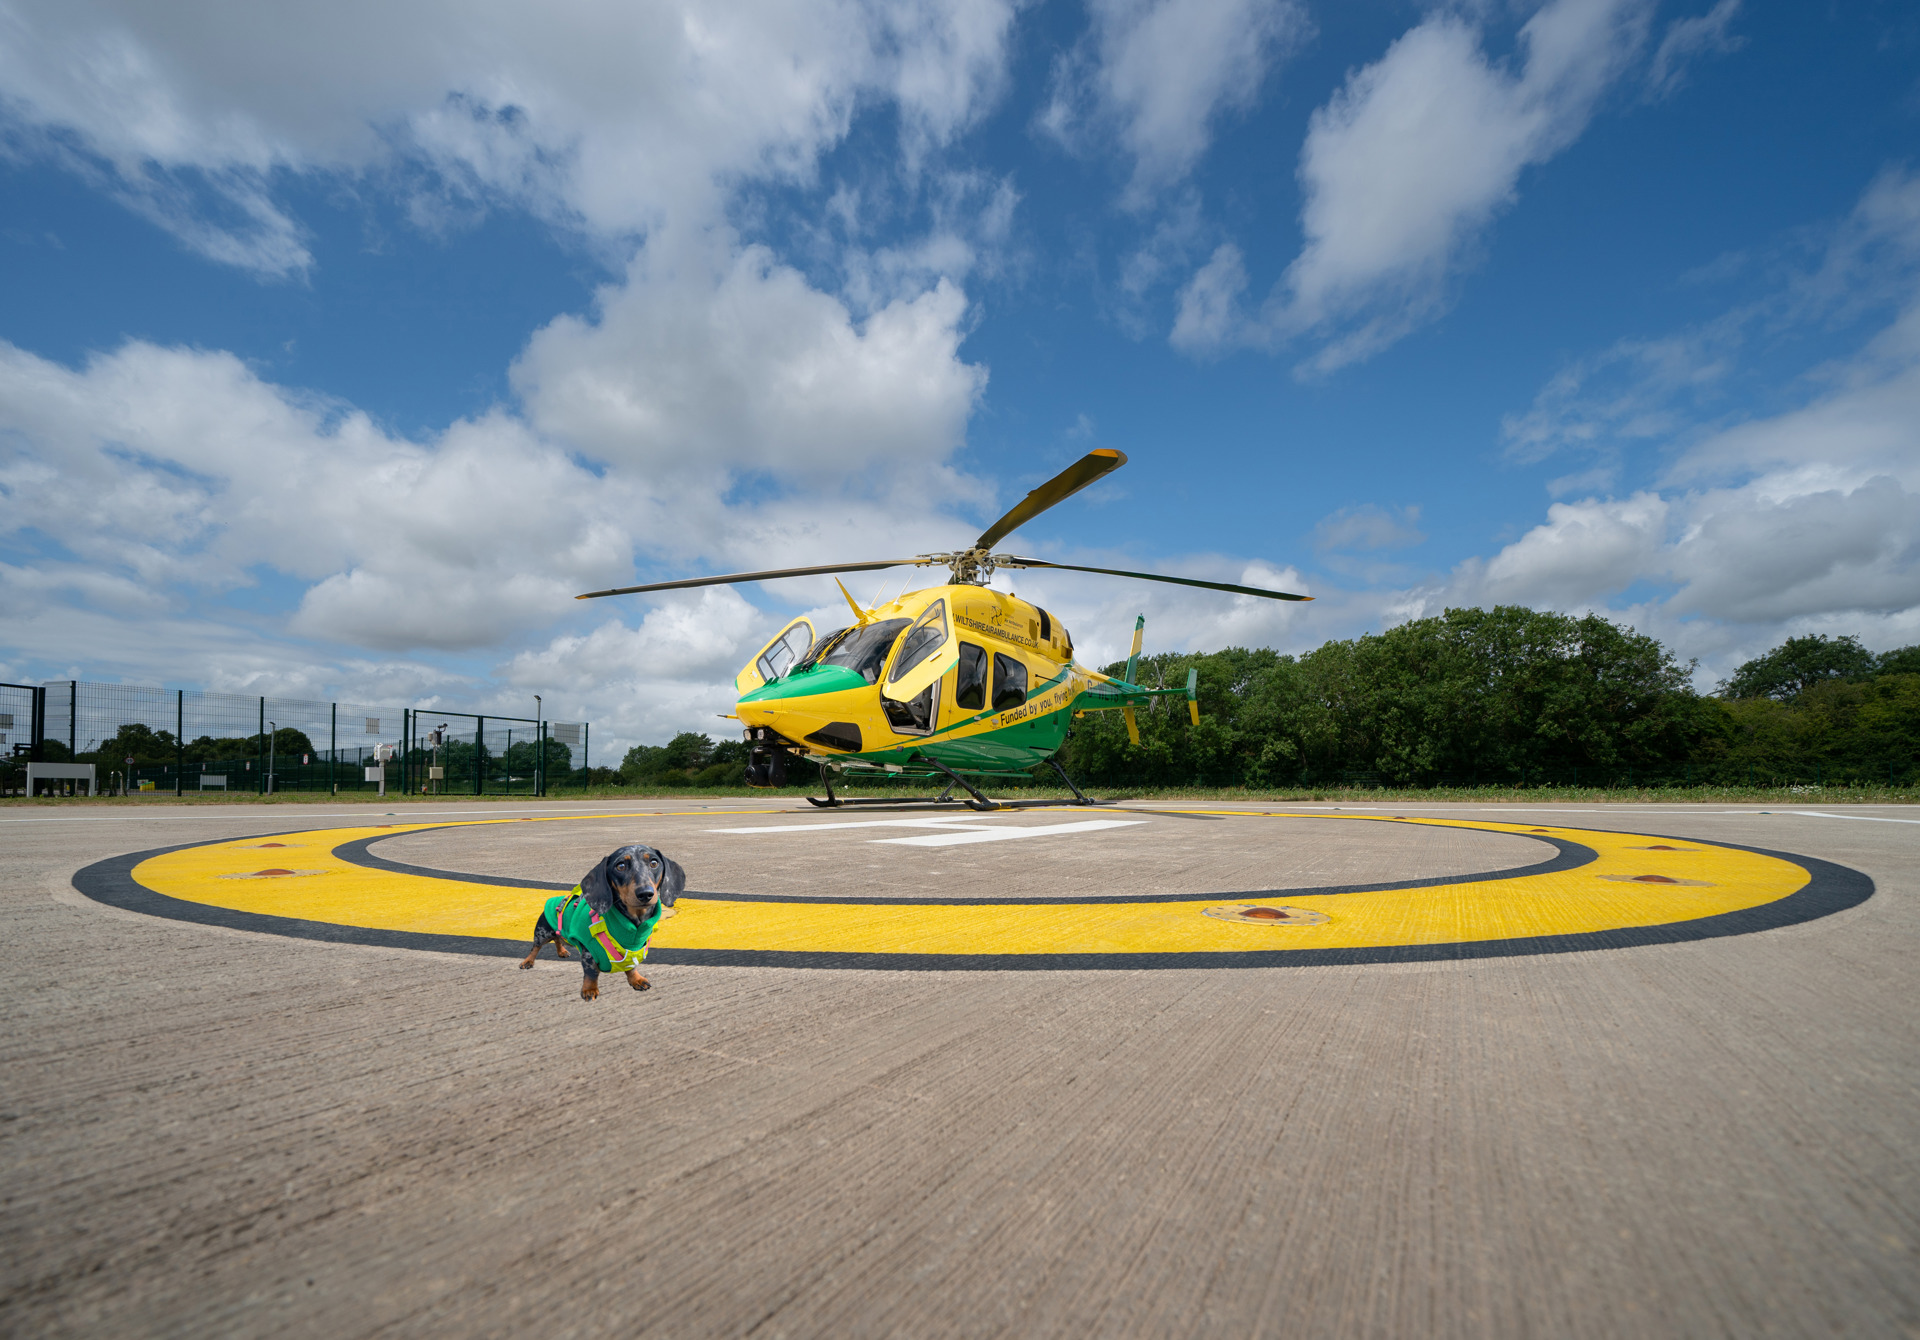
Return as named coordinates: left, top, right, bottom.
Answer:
left=3, top=681, right=588, bottom=797
left=0, top=682, right=46, bottom=766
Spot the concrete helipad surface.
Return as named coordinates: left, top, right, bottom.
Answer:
left=2, top=798, right=1916, bottom=1337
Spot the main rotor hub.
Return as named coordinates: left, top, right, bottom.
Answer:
left=919, top=549, right=1011, bottom=585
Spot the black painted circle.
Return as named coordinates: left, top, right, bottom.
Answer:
left=69, top=818, right=1875, bottom=971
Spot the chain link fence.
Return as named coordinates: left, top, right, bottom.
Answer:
left=3, top=681, right=588, bottom=797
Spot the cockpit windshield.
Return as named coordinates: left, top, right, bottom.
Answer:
left=795, top=619, right=911, bottom=684
left=795, top=627, right=850, bottom=673
left=827, top=619, right=911, bottom=683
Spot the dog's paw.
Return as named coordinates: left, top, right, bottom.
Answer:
left=580, top=979, right=600, bottom=1001
left=518, top=959, right=534, bottom=970
left=626, top=971, right=651, bottom=992
left=555, top=944, right=569, bottom=958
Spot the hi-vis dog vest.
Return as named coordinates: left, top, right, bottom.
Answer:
left=543, top=886, right=662, bottom=973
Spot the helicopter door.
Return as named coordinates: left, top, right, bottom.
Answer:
left=881, top=600, right=955, bottom=703
left=735, top=617, right=817, bottom=695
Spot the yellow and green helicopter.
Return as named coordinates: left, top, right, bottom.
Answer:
left=577, top=450, right=1310, bottom=808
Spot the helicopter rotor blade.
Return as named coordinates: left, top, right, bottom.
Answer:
left=973, top=448, right=1128, bottom=552
left=999, top=557, right=1312, bottom=601
left=576, top=559, right=925, bottom=600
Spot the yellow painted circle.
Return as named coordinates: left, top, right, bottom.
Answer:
left=84, top=810, right=1857, bottom=969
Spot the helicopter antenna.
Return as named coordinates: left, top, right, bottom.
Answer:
left=834, top=579, right=875, bottom=627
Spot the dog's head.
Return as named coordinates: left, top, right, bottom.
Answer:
left=582, top=843, right=686, bottom=924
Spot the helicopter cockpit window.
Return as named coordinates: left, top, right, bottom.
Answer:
left=817, top=618, right=911, bottom=685
left=883, top=681, right=937, bottom=734
left=992, top=652, right=1028, bottom=711
left=755, top=622, right=814, bottom=683
left=955, top=642, right=987, bottom=710
left=887, top=600, right=949, bottom=684
left=1037, top=607, right=1051, bottom=643
left=795, top=627, right=850, bottom=673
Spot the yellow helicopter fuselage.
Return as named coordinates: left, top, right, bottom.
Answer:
left=733, top=583, right=1170, bottom=785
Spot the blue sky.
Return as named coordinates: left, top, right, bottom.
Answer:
left=2, top=0, right=1917, bottom=755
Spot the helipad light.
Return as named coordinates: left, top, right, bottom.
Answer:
left=1202, top=905, right=1329, bottom=926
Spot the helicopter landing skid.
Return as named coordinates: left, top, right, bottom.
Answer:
left=916, top=755, right=1005, bottom=811
left=803, top=757, right=1105, bottom=811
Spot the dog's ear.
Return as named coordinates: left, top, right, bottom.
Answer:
left=578, top=852, right=615, bottom=910
left=658, top=856, right=687, bottom=907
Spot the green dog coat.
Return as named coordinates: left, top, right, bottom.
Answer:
left=543, top=887, right=662, bottom=973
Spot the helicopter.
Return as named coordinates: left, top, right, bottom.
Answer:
left=576, top=449, right=1310, bottom=809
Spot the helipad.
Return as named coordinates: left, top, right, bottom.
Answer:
left=77, top=807, right=1864, bottom=967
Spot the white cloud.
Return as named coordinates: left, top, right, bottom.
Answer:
left=1174, top=0, right=1651, bottom=370
left=0, top=340, right=633, bottom=651
left=1447, top=355, right=1920, bottom=646
left=0, top=0, right=1019, bottom=274
left=1312, top=504, right=1425, bottom=553
left=1042, top=0, right=1307, bottom=202
left=1503, top=169, right=1920, bottom=475
left=502, top=590, right=768, bottom=749
left=1460, top=492, right=1671, bottom=607
left=0, top=259, right=995, bottom=656
left=1666, top=475, right=1920, bottom=623
left=1500, top=333, right=1732, bottom=465
left=1391, top=171, right=1920, bottom=683
left=1647, top=0, right=1742, bottom=100
left=512, top=228, right=987, bottom=496
left=1170, top=242, right=1252, bottom=350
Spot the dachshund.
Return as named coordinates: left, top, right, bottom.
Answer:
left=520, top=844, right=685, bottom=1000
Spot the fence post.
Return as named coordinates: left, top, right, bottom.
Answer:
left=31, top=686, right=45, bottom=763
left=330, top=703, right=337, bottom=795
left=475, top=716, right=484, bottom=795
left=584, top=724, right=590, bottom=779
left=257, top=697, right=266, bottom=795
left=69, top=681, right=76, bottom=757
left=402, top=709, right=410, bottom=796
left=175, top=689, right=183, bottom=797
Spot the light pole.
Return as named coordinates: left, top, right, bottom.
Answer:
left=534, top=695, right=542, bottom=796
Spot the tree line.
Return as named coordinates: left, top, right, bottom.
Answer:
left=620, top=734, right=747, bottom=787
left=31, top=724, right=577, bottom=782
left=36, top=725, right=321, bottom=767
left=1058, top=611, right=1920, bottom=788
